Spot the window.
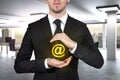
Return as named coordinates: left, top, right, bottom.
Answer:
left=117, top=23, right=120, bottom=48
left=87, top=24, right=103, bottom=48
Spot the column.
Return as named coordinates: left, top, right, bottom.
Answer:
left=106, top=11, right=117, bottom=60
left=103, top=24, right=107, bottom=49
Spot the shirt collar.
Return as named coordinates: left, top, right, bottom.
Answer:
left=48, top=13, right=68, bottom=25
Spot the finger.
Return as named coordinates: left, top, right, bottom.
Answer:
left=57, top=61, right=69, bottom=68
left=50, top=37, right=58, bottom=43
left=47, top=58, right=64, bottom=67
left=65, top=56, right=72, bottom=61
left=55, top=61, right=67, bottom=68
left=50, top=34, right=62, bottom=43
left=64, top=56, right=72, bottom=64
left=53, top=59, right=67, bottom=67
left=57, top=56, right=72, bottom=68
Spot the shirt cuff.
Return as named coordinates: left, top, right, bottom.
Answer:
left=69, top=43, right=77, bottom=54
left=44, top=58, right=51, bottom=69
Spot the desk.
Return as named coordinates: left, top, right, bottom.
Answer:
left=0, top=42, right=9, bottom=54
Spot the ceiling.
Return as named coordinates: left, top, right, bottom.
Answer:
left=0, top=0, right=120, bottom=27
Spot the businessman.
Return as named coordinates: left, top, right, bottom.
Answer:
left=14, top=0, right=104, bottom=80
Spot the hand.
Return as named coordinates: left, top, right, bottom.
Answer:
left=50, top=33, right=76, bottom=49
left=47, top=56, right=72, bottom=68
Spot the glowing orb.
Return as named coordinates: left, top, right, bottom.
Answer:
left=52, top=44, right=65, bottom=58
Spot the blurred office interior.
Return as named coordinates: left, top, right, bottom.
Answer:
left=0, top=0, right=120, bottom=80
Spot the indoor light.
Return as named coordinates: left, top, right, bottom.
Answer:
left=96, top=5, right=120, bottom=12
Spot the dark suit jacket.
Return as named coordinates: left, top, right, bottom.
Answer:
left=14, top=15, right=104, bottom=80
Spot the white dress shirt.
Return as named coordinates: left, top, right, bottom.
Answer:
left=48, top=13, right=67, bottom=35
left=44, top=13, right=77, bottom=68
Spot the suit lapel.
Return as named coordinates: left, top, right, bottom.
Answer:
left=42, top=15, right=53, bottom=40
left=64, top=16, right=73, bottom=36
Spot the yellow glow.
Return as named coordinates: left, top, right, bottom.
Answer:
left=52, top=44, right=65, bottom=58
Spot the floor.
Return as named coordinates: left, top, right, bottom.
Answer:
left=0, top=47, right=120, bottom=80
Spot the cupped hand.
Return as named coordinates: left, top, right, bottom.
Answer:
left=47, top=56, right=72, bottom=68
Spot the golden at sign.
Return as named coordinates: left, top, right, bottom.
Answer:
left=52, top=44, right=65, bottom=58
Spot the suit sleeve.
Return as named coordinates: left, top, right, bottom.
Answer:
left=73, top=24, right=104, bottom=68
left=14, top=25, right=47, bottom=73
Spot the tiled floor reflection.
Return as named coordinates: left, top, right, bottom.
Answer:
left=78, top=49, right=120, bottom=80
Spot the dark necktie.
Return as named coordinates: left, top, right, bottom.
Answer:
left=54, top=19, right=62, bottom=35
left=53, top=19, right=62, bottom=45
